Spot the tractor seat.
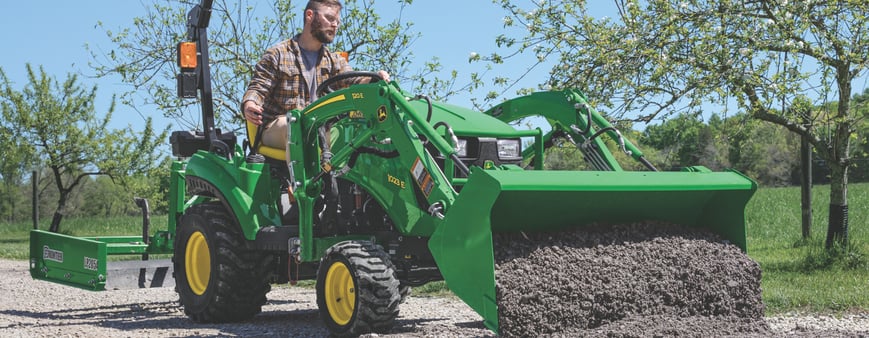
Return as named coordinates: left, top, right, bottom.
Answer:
left=246, top=120, right=286, bottom=161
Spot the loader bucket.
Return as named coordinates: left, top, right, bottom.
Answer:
left=428, top=167, right=757, bottom=334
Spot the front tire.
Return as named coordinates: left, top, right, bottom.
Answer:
left=174, top=202, right=273, bottom=322
left=316, top=240, right=401, bottom=337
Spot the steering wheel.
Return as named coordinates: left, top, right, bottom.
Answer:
left=316, top=71, right=384, bottom=97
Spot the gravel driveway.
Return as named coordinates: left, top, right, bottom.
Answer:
left=1, top=259, right=867, bottom=337
left=0, top=259, right=490, bottom=337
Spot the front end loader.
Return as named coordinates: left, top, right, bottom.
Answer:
left=29, top=0, right=757, bottom=336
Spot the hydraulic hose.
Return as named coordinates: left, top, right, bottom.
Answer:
left=432, top=121, right=469, bottom=176
left=574, top=103, right=593, bottom=136
left=347, top=147, right=400, bottom=168
left=413, top=95, right=433, bottom=123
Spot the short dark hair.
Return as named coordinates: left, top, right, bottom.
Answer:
left=305, top=0, right=342, bottom=13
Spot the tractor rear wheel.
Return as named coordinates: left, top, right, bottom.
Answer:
left=316, top=240, right=401, bottom=337
left=174, top=202, right=274, bottom=322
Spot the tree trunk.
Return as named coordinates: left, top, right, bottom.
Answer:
left=825, top=160, right=849, bottom=249
left=48, top=193, right=68, bottom=233
left=824, top=68, right=853, bottom=250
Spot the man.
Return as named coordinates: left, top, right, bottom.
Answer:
left=242, top=0, right=389, bottom=150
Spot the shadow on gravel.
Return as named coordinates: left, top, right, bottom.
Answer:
left=0, top=301, right=334, bottom=337
left=383, top=317, right=492, bottom=337
left=387, top=317, right=449, bottom=334
left=0, top=301, right=179, bottom=322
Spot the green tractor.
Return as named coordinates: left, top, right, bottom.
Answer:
left=29, top=1, right=756, bottom=336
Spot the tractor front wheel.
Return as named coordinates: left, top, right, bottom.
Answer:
left=316, top=240, right=401, bottom=337
left=174, top=202, right=273, bottom=322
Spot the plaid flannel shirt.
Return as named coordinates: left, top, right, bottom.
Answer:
left=242, top=36, right=359, bottom=118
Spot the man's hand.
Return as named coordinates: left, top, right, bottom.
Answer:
left=377, top=70, right=390, bottom=83
left=243, top=101, right=264, bottom=125
left=363, top=70, right=390, bottom=84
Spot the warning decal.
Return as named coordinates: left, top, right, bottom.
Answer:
left=410, top=157, right=434, bottom=198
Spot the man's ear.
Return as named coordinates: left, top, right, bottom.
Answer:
left=304, top=9, right=314, bottom=23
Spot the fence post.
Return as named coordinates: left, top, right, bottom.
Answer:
left=32, top=170, right=39, bottom=230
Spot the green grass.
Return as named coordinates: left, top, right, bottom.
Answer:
left=0, top=220, right=30, bottom=259
left=746, top=182, right=869, bottom=314
left=0, top=215, right=169, bottom=260
left=2, top=184, right=867, bottom=314
left=410, top=281, right=453, bottom=298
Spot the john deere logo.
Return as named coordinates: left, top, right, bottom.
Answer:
left=377, top=105, right=388, bottom=122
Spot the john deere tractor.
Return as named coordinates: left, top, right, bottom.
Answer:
left=29, top=1, right=756, bottom=336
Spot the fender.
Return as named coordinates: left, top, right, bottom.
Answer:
left=183, top=150, right=281, bottom=240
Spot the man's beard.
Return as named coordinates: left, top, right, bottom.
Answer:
left=312, top=18, right=335, bottom=44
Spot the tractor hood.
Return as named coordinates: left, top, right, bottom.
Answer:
left=407, top=100, right=520, bottom=136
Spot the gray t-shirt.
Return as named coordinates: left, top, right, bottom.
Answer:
left=300, top=47, right=320, bottom=103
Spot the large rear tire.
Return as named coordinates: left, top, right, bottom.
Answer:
left=316, top=240, right=401, bottom=337
left=174, top=202, right=274, bottom=322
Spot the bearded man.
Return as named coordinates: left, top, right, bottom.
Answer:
left=242, top=0, right=390, bottom=150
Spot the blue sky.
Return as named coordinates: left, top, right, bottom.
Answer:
left=0, top=1, right=623, bottom=140
left=2, top=1, right=866, bottom=141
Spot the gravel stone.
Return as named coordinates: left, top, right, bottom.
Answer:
left=0, top=259, right=490, bottom=337
left=492, top=222, right=868, bottom=337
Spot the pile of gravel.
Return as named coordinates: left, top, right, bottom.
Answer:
left=493, top=222, right=769, bottom=337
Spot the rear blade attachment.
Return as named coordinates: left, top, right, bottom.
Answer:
left=30, top=230, right=173, bottom=291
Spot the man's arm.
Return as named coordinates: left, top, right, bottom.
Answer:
left=242, top=49, right=280, bottom=125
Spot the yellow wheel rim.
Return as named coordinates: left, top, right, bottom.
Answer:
left=185, top=231, right=211, bottom=296
left=324, top=261, right=356, bottom=325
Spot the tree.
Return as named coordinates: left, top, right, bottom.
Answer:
left=89, top=0, right=460, bottom=131
left=642, top=113, right=706, bottom=169
left=0, top=117, right=32, bottom=222
left=493, top=0, right=868, bottom=249
left=0, top=65, right=167, bottom=232
left=733, top=120, right=801, bottom=186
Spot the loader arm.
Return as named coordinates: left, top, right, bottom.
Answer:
left=485, top=89, right=658, bottom=171
left=285, top=80, right=467, bottom=260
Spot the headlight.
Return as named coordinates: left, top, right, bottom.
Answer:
left=455, top=138, right=468, bottom=157
left=497, top=139, right=521, bottom=159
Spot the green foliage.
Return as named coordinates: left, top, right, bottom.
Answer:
left=542, top=144, right=589, bottom=170
left=492, top=0, right=867, bottom=123
left=0, top=65, right=167, bottom=231
left=0, top=68, right=38, bottom=223
left=851, top=88, right=869, bottom=182
left=732, top=121, right=801, bottom=187
left=642, top=113, right=707, bottom=168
